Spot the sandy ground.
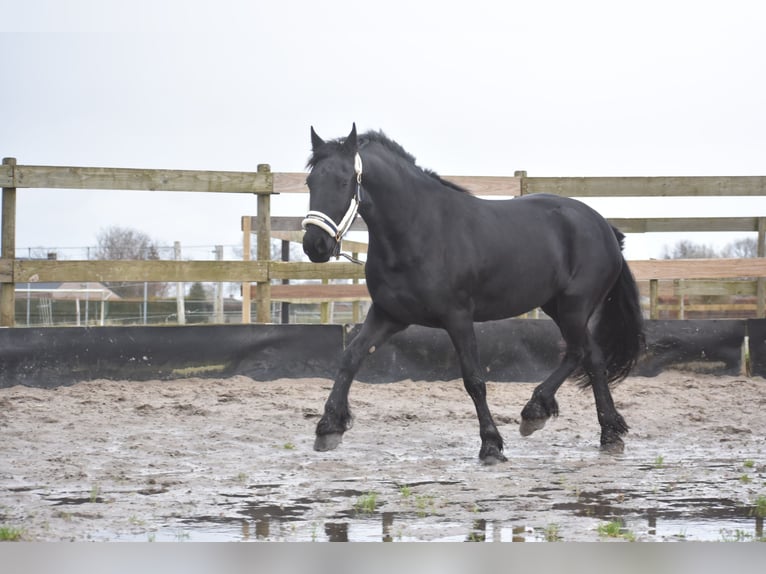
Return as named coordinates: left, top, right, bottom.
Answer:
left=1, top=371, right=765, bottom=542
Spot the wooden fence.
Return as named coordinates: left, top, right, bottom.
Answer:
left=2, top=157, right=766, bottom=327
left=246, top=172, right=766, bottom=320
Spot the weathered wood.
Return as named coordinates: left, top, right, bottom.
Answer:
left=268, top=261, right=367, bottom=281
left=241, top=216, right=252, bottom=323
left=256, top=216, right=368, bottom=232
left=1, top=158, right=17, bottom=326
left=274, top=172, right=523, bottom=197
left=610, top=217, right=763, bottom=233
left=524, top=176, right=766, bottom=197
left=255, top=186, right=272, bottom=323
left=628, top=258, right=766, bottom=281
left=7, top=164, right=273, bottom=194
left=259, top=215, right=764, bottom=238
left=270, top=283, right=370, bottom=303
left=7, top=260, right=270, bottom=283
left=0, top=163, right=12, bottom=187
left=674, top=279, right=757, bottom=296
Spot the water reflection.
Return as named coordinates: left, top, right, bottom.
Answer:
left=176, top=488, right=766, bottom=542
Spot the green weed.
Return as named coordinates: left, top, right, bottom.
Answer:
left=414, top=495, right=436, bottom=517
left=751, top=496, right=766, bottom=518
left=543, top=523, right=562, bottom=542
left=354, top=492, right=378, bottom=514
left=597, top=520, right=634, bottom=541
left=0, top=526, right=25, bottom=541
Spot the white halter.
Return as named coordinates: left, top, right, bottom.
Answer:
left=302, top=152, right=363, bottom=243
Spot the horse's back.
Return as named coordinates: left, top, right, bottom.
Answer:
left=460, top=193, right=624, bottom=319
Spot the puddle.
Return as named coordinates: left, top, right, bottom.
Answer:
left=104, top=486, right=766, bottom=542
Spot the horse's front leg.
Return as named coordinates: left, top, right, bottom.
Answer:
left=446, top=317, right=506, bottom=465
left=314, top=304, right=406, bottom=452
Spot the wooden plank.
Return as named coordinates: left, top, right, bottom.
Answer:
left=270, top=283, right=370, bottom=303
left=270, top=230, right=369, bottom=253
left=526, top=176, right=766, bottom=197
left=269, top=261, right=366, bottom=281
left=255, top=193, right=272, bottom=323
left=273, top=172, right=308, bottom=194
left=9, top=260, right=270, bottom=283
left=275, top=171, right=522, bottom=197
left=254, top=216, right=368, bottom=233
left=11, top=164, right=273, bottom=194
left=609, top=217, right=761, bottom=233
left=241, top=216, right=252, bottom=323
left=0, top=163, right=12, bottom=187
left=628, top=258, right=766, bottom=280
left=675, top=280, right=757, bottom=296
left=264, top=215, right=761, bottom=236
left=443, top=175, right=521, bottom=196
left=2, top=158, right=17, bottom=326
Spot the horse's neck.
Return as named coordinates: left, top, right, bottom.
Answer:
left=361, top=161, right=427, bottom=245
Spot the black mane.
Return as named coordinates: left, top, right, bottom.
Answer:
left=308, top=129, right=469, bottom=193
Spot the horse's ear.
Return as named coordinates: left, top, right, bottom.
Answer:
left=310, top=126, right=325, bottom=151
left=344, top=123, right=358, bottom=151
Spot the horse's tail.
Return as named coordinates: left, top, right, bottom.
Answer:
left=585, top=227, right=645, bottom=386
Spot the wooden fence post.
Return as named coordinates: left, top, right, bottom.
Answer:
left=514, top=170, right=528, bottom=196
left=241, top=216, right=252, bottom=323
left=281, top=240, right=290, bottom=324
left=174, top=241, right=186, bottom=325
left=255, top=164, right=272, bottom=323
left=649, top=279, right=659, bottom=320
left=1, top=157, right=16, bottom=327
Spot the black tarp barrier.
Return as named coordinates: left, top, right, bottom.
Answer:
left=351, top=320, right=563, bottom=383
left=748, top=319, right=766, bottom=378
left=636, top=319, right=747, bottom=377
left=0, top=324, right=342, bottom=389
left=352, top=318, right=747, bottom=383
left=0, top=319, right=753, bottom=389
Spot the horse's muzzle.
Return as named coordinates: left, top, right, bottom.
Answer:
left=302, top=227, right=336, bottom=263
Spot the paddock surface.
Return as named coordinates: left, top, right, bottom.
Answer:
left=1, top=372, right=764, bottom=542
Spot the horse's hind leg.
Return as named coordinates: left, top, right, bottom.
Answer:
left=314, top=304, right=406, bottom=452
left=520, top=302, right=584, bottom=436
left=519, top=346, right=582, bottom=436
left=584, top=344, right=629, bottom=453
left=446, top=316, right=506, bottom=465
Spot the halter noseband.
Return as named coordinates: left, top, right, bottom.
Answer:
left=301, top=152, right=363, bottom=255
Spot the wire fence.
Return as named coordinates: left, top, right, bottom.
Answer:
left=15, top=243, right=247, bottom=262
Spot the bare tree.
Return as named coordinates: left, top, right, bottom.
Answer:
left=662, top=239, right=718, bottom=259
left=94, top=226, right=167, bottom=298
left=95, top=226, right=161, bottom=260
left=720, top=237, right=757, bottom=258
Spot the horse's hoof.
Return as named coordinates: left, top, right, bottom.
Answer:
left=519, top=417, right=548, bottom=437
left=314, top=432, right=343, bottom=452
left=600, top=436, right=625, bottom=454
left=479, top=447, right=508, bottom=465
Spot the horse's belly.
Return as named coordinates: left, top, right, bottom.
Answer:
left=473, top=292, right=550, bottom=322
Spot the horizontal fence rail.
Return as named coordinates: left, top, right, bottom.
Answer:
left=3, top=157, right=766, bottom=326
left=0, top=162, right=273, bottom=194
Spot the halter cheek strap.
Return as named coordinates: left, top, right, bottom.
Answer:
left=301, top=152, right=363, bottom=245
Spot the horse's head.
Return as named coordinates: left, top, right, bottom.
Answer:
left=302, top=124, right=361, bottom=263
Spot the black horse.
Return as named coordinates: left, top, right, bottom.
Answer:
left=303, top=124, right=644, bottom=464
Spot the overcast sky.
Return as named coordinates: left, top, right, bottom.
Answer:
left=2, top=0, right=765, bottom=260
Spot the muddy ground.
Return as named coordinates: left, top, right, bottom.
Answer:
left=1, top=372, right=765, bottom=542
